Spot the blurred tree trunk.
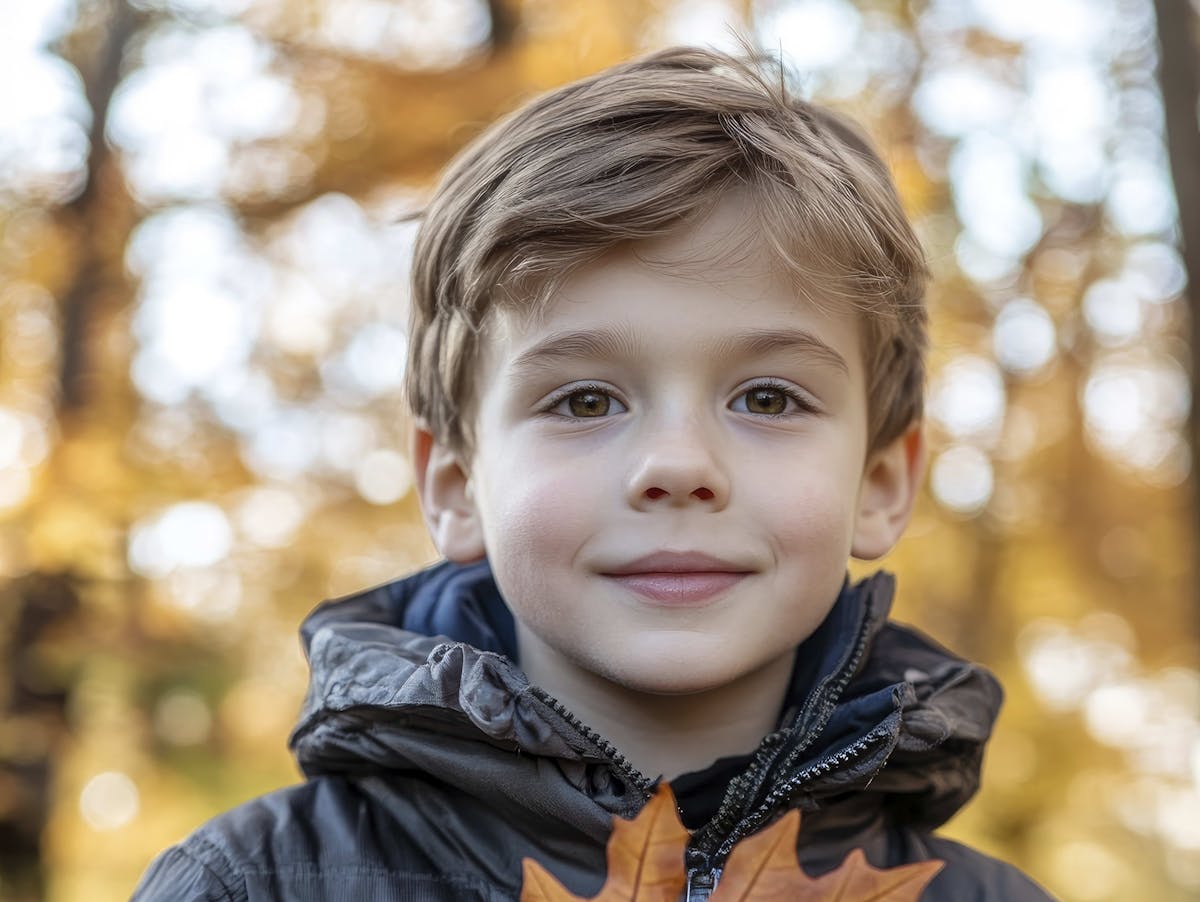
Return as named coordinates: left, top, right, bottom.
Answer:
left=1153, top=0, right=1200, bottom=615
left=57, top=0, right=137, bottom=413
left=485, top=0, right=519, bottom=49
left=0, top=575, right=81, bottom=902
left=2, top=1, right=140, bottom=895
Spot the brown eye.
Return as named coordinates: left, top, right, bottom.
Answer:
left=744, top=387, right=789, bottom=415
left=567, top=390, right=611, bottom=417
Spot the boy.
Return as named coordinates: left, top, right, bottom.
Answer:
left=134, top=47, right=1056, bottom=900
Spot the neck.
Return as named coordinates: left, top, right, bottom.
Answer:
left=517, top=627, right=795, bottom=781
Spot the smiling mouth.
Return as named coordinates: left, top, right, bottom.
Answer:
left=602, top=571, right=749, bottom=605
left=599, top=551, right=754, bottom=604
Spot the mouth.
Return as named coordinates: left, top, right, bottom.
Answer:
left=600, top=551, right=753, bottom=605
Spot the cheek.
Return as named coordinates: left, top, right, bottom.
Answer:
left=753, top=458, right=862, bottom=563
left=473, top=451, right=602, bottom=610
left=478, top=447, right=596, bottom=545
left=770, top=492, right=850, bottom=557
left=490, top=482, right=590, bottom=556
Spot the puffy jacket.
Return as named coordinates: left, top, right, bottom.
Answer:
left=132, top=561, right=1057, bottom=900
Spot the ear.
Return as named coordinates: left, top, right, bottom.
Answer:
left=851, top=420, right=926, bottom=560
left=411, top=424, right=487, bottom=563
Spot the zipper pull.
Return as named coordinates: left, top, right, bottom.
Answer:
left=684, top=867, right=721, bottom=901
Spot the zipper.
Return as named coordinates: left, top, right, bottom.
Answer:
left=677, top=731, right=889, bottom=896
left=711, top=725, right=891, bottom=862
left=684, top=866, right=722, bottom=900
left=686, top=578, right=883, bottom=869
left=686, top=729, right=789, bottom=865
left=528, top=685, right=655, bottom=798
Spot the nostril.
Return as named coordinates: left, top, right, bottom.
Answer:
left=692, top=487, right=714, bottom=501
left=645, top=487, right=668, bottom=500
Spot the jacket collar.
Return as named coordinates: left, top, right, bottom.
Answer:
left=291, top=560, right=1001, bottom=844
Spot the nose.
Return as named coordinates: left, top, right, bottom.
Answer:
left=625, top=423, right=730, bottom=512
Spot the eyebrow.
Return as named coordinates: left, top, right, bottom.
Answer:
left=507, top=325, right=849, bottom=378
left=711, top=328, right=850, bottom=375
left=507, top=323, right=640, bottom=377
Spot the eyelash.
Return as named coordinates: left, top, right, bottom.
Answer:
left=540, top=383, right=623, bottom=417
left=736, top=379, right=817, bottom=417
left=539, top=380, right=816, bottom=418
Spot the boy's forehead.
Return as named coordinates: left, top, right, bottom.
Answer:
left=497, top=194, right=811, bottom=332
left=473, top=191, right=869, bottom=388
left=483, top=274, right=860, bottom=387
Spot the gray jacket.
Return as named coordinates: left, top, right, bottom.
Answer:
left=132, top=561, right=1057, bottom=900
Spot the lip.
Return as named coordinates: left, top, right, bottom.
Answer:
left=604, top=572, right=748, bottom=604
left=601, top=551, right=752, bottom=575
left=600, top=551, right=753, bottom=605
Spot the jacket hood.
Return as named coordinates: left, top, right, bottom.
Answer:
left=290, top=560, right=1003, bottom=848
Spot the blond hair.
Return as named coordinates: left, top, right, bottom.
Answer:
left=406, top=46, right=927, bottom=455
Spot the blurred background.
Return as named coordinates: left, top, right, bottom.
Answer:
left=0, top=0, right=1198, bottom=899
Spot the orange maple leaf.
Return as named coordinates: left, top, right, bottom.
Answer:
left=521, top=785, right=690, bottom=901
left=709, top=807, right=944, bottom=900
left=520, top=785, right=944, bottom=902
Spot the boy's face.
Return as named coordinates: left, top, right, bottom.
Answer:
left=416, top=195, right=921, bottom=696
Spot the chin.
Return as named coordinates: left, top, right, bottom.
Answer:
left=597, top=654, right=750, bottom=697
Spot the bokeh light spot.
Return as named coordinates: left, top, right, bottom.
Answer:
left=355, top=450, right=412, bottom=506
left=658, top=0, right=744, bottom=49
left=993, top=299, right=1056, bottom=375
left=1123, top=242, right=1186, bottom=303
left=79, top=771, right=139, bottom=831
left=154, top=689, right=213, bottom=746
left=1082, top=356, right=1190, bottom=474
left=757, top=0, right=861, bottom=70
left=914, top=65, right=1017, bottom=137
left=1083, top=279, right=1144, bottom=345
left=930, top=445, right=994, bottom=514
left=930, top=355, right=1006, bottom=440
left=235, top=486, right=307, bottom=549
left=0, top=467, right=33, bottom=512
left=950, top=135, right=1043, bottom=259
left=128, top=501, right=234, bottom=578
